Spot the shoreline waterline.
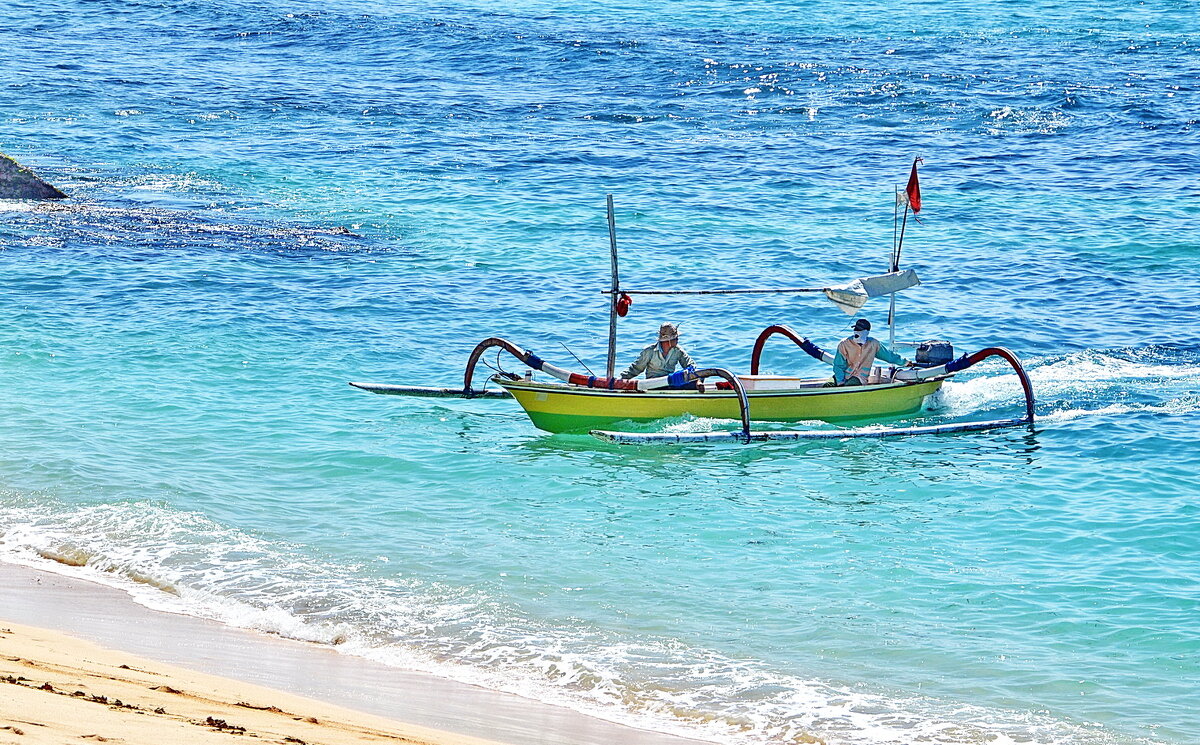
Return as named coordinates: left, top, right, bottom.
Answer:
left=0, top=620, right=503, bottom=745
left=0, top=559, right=715, bottom=745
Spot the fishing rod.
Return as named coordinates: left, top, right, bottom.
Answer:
left=559, top=342, right=596, bottom=376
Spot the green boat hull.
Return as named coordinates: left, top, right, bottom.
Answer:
left=499, top=378, right=945, bottom=433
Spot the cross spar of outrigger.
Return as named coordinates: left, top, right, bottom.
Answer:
left=350, top=161, right=1036, bottom=445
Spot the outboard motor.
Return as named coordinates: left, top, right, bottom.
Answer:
left=915, top=340, right=955, bottom=368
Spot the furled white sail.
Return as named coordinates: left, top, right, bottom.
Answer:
left=824, top=269, right=920, bottom=315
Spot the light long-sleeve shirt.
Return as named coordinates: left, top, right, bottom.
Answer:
left=620, top=343, right=695, bottom=379
left=833, top=336, right=906, bottom=384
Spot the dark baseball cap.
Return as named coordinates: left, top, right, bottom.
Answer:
left=853, top=318, right=871, bottom=331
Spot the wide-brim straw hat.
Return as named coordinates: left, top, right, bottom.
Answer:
left=658, top=322, right=680, bottom=341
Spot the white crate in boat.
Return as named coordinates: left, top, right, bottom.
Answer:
left=736, top=375, right=815, bottom=391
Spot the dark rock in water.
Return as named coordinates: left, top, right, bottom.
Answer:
left=0, top=152, right=66, bottom=199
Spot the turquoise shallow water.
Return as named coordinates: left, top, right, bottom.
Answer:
left=2, top=1, right=1199, bottom=743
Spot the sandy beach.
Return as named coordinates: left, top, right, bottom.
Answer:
left=0, top=619, right=499, bottom=745
left=0, top=562, right=712, bottom=745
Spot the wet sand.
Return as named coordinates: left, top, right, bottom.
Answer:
left=0, top=619, right=500, bottom=745
left=0, top=561, right=713, bottom=745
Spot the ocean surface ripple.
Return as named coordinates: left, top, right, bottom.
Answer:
left=1, top=1, right=1198, bottom=744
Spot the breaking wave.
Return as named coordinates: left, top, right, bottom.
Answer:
left=0, top=490, right=1156, bottom=745
left=938, top=347, right=1200, bottom=423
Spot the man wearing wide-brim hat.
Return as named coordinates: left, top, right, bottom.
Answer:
left=620, top=322, right=696, bottom=380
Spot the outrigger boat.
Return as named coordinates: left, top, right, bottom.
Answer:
left=352, top=165, right=1035, bottom=445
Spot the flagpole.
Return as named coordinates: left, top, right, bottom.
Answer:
left=890, top=157, right=921, bottom=353
left=892, top=186, right=899, bottom=268
left=895, top=202, right=910, bottom=270
left=895, top=156, right=921, bottom=270
left=889, top=189, right=901, bottom=351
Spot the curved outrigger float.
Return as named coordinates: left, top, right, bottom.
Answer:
left=350, top=331, right=1035, bottom=445
left=352, top=167, right=1037, bottom=445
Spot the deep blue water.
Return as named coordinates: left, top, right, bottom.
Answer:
left=1, top=1, right=1198, bottom=743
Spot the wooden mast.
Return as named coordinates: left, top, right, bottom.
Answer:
left=605, top=194, right=620, bottom=378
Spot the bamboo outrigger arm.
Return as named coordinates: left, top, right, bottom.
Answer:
left=955, top=347, right=1036, bottom=422
left=749, top=325, right=835, bottom=374
left=687, top=367, right=751, bottom=441
left=891, top=346, right=1034, bottom=422
left=594, top=347, right=1037, bottom=444
left=463, top=337, right=753, bottom=441
left=748, top=328, right=1035, bottom=423
left=463, top=337, right=638, bottom=394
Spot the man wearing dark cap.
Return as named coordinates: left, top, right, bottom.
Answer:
left=830, top=318, right=909, bottom=385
